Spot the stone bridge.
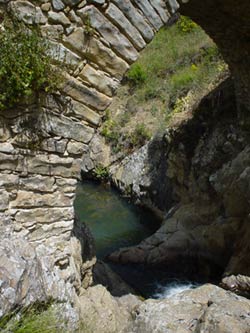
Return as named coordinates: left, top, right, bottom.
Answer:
left=0, top=0, right=249, bottom=317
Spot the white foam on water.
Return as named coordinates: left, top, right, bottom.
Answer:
left=153, top=281, right=200, bottom=299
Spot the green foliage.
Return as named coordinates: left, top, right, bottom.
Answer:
left=129, top=124, right=151, bottom=148
left=101, top=118, right=119, bottom=144
left=177, top=15, right=198, bottom=33
left=82, top=13, right=95, bottom=36
left=123, top=16, right=227, bottom=117
left=0, top=303, right=67, bottom=333
left=101, top=16, right=228, bottom=154
left=0, top=20, right=59, bottom=111
left=126, top=64, right=147, bottom=86
left=170, top=66, right=196, bottom=96
left=93, top=165, right=110, bottom=180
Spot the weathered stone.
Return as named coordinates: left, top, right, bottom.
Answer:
left=48, top=11, right=71, bottom=26
left=41, top=2, right=51, bottom=11
left=67, top=140, right=85, bottom=155
left=0, top=190, right=9, bottom=211
left=0, top=174, right=19, bottom=187
left=25, top=154, right=82, bottom=178
left=68, top=9, right=81, bottom=23
left=77, top=6, right=139, bottom=63
left=41, top=24, right=64, bottom=39
left=19, top=175, right=56, bottom=192
left=89, top=134, right=111, bottom=167
left=56, top=177, right=77, bottom=193
left=0, top=237, right=47, bottom=316
left=11, top=190, right=74, bottom=208
left=79, top=64, right=119, bottom=97
left=133, top=284, right=250, bottom=333
left=84, top=37, right=129, bottom=79
left=48, top=41, right=81, bottom=68
left=8, top=1, right=47, bottom=25
left=105, top=3, right=146, bottom=50
left=149, top=0, right=170, bottom=23
left=15, top=207, right=74, bottom=223
left=52, top=0, right=65, bottom=11
left=69, top=99, right=101, bottom=126
left=76, top=285, right=133, bottom=333
left=112, top=0, right=154, bottom=42
left=0, top=142, right=14, bottom=153
left=0, top=124, right=11, bottom=142
left=134, top=0, right=163, bottom=31
left=41, top=138, right=68, bottom=154
left=0, top=152, right=19, bottom=171
left=62, top=74, right=112, bottom=111
left=40, top=111, right=94, bottom=143
left=63, top=27, right=87, bottom=54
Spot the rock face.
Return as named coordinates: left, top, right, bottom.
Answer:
left=109, top=79, right=250, bottom=293
left=132, top=284, right=250, bottom=333
left=76, top=284, right=140, bottom=333
left=0, top=218, right=95, bottom=319
left=93, top=260, right=136, bottom=297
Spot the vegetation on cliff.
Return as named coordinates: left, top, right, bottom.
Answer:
left=0, top=20, right=59, bottom=111
left=101, top=16, right=228, bottom=154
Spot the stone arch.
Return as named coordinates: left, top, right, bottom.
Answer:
left=0, top=0, right=178, bottom=315
left=0, top=0, right=249, bottom=316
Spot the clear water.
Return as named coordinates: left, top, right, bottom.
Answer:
left=74, top=181, right=201, bottom=298
left=74, top=181, right=159, bottom=258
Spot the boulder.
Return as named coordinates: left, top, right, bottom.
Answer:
left=132, top=284, right=250, bottom=333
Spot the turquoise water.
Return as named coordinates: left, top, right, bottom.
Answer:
left=74, top=181, right=204, bottom=298
left=74, top=181, right=159, bottom=258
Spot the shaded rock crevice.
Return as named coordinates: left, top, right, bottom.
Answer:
left=109, top=78, right=250, bottom=293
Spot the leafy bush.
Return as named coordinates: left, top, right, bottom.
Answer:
left=126, top=64, right=147, bottom=86
left=177, top=16, right=198, bottom=34
left=93, top=165, right=109, bottom=180
left=101, top=119, right=119, bottom=144
left=0, top=303, right=67, bottom=333
left=0, top=20, right=59, bottom=110
left=129, top=124, right=151, bottom=148
left=170, top=67, right=196, bottom=97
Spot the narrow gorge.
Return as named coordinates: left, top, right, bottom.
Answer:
left=0, top=0, right=250, bottom=332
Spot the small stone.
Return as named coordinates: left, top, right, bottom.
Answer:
left=52, top=0, right=65, bottom=11
left=41, top=2, right=51, bottom=11
left=8, top=1, right=47, bottom=25
left=67, top=141, right=85, bottom=155
left=48, top=11, right=71, bottom=26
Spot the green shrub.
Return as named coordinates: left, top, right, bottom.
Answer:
left=93, top=165, right=109, bottom=180
left=126, top=64, right=147, bottom=86
left=0, top=20, right=59, bottom=110
left=177, top=16, right=198, bottom=34
left=129, top=124, right=151, bottom=148
left=170, top=67, right=196, bottom=97
left=101, top=119, right=119, bottom=144
left=0, top=303, right=67, bottom=333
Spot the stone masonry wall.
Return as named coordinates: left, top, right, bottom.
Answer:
left=0, top=0, right=179, bottom=316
